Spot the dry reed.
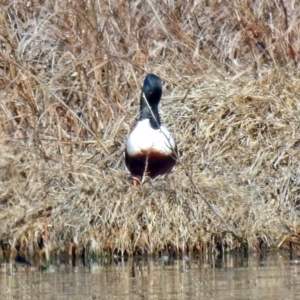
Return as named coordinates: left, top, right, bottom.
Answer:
left=0, top=0, right=300, bottom=258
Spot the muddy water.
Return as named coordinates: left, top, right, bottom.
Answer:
left=0, top=253, right=299, bottom=299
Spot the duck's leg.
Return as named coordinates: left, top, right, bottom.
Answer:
left=132, top=177, right=140, bottom=186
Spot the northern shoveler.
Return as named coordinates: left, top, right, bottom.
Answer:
left=125, top=74, right=177, bottom=185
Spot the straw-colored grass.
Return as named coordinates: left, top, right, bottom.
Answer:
left=0, top=0, right=300, bottom=257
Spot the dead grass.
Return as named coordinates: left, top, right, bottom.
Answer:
left=0, top=0, right=300, bottom=258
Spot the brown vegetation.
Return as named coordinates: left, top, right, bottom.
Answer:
left=0, top=0, right=300, bottom=257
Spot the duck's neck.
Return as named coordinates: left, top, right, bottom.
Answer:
left=139, top=94, right=161, bottom=129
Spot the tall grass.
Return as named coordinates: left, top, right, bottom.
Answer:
left=0, top=0, right=300, bottom=257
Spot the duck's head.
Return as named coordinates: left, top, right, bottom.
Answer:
left=139, top=74, right=163, bottom=128
left=142, top=74, right=162, bottom=106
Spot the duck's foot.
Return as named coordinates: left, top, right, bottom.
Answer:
left=132, top=177, right=140, bottom=186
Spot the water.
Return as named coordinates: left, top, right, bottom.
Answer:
left=0, top=252, right=299, bottom=299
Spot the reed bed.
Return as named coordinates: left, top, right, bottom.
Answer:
left=0, top=0, right=300, bottom=257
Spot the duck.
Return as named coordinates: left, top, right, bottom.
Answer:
left=125, top=74, right=177, bottom=186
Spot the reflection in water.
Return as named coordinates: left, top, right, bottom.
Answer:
left=0, top=253, right=299, bottom=299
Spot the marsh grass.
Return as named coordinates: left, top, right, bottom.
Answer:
left=1, top=0, right=300, bottom=258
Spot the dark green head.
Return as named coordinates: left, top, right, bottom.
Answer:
left=142, top=74, right=162, bottom=106
left=139, top=74, right=162, bottom=129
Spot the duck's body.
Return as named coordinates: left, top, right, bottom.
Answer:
left=125, top=74, right=177, bottom=184
left=125, top=119, right=176, bottom=179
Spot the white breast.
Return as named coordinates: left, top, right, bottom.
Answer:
left=126, top=119, right=176, bottom=156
